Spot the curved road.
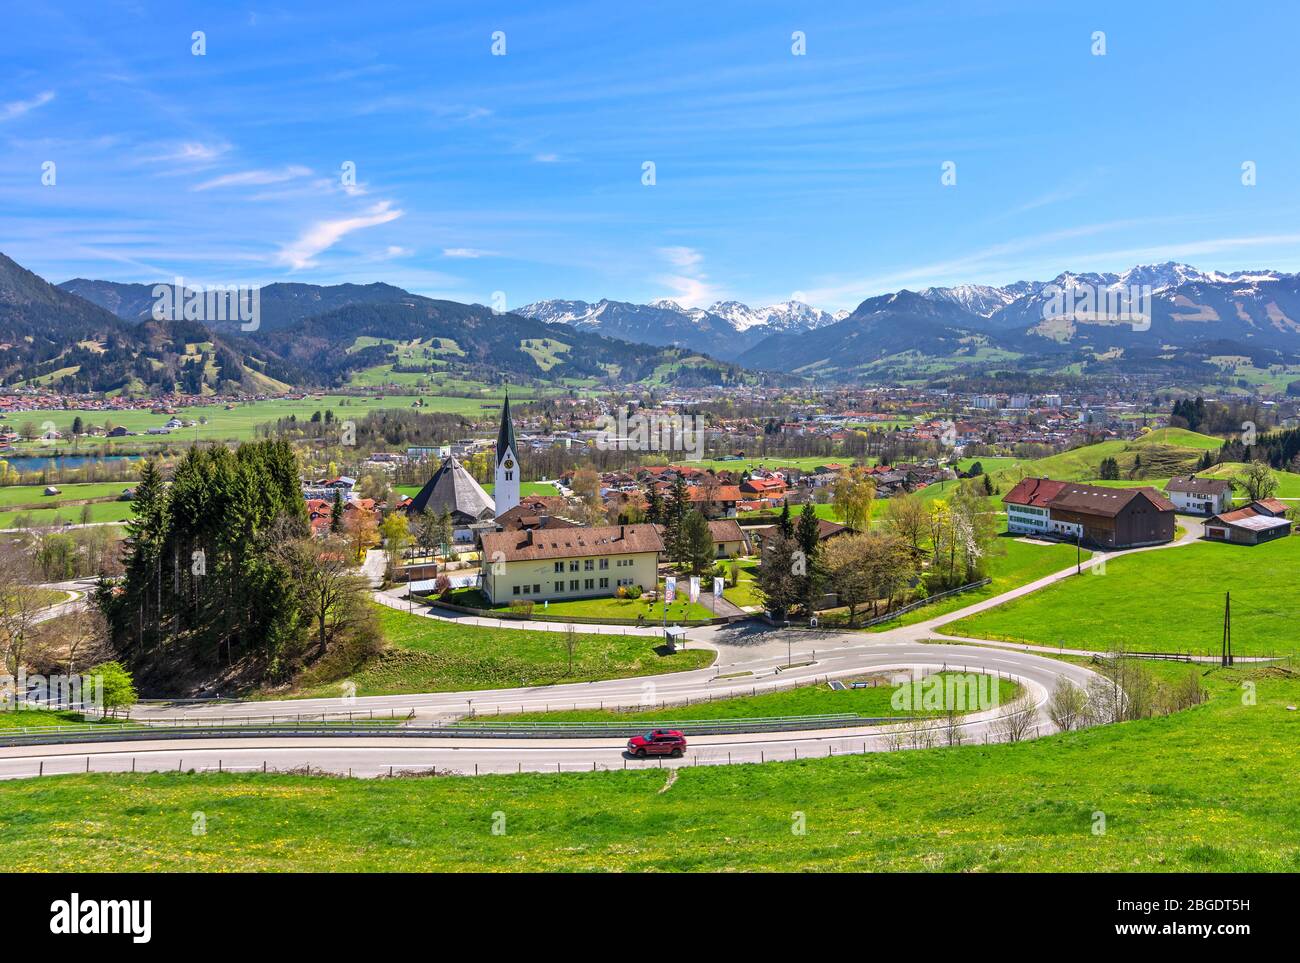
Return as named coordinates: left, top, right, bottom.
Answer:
left=3, top=519, right=1210, bottom=780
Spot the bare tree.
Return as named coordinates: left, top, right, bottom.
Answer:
left=0, top=544, right=46, bottom=678
left=562, top=624, right=579, bottom=675
left=268, top=525, right=369, bottom=658
left=1047, top=678, right=1087, bottom=732
left=993, top=690, right=1038, bottom=743
left=942, top=705, right=964, bottom=746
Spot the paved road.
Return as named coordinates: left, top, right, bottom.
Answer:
left=3, top=515, right=1212, bottom=780
left=0, top=643, right=1091, bottom=779
left=31, top=577, right=96, bottom=624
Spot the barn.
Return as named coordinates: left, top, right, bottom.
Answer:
left=1004, top=478, right=1176, bottom=549
left=1204, top=501, right=1293, bottom=545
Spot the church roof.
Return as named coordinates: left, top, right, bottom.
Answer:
left=408, top=455, right=495, bottom=520
left=496, top=391, right=517, bottom=466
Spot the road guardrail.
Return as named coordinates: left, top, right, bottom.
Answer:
left=0, top=712, right=921, bottom=747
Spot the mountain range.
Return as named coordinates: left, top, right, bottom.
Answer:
left=0, top=253, right=754, bottom=394
left=738, top=263, right=1300, bottom=377
left=515, top=297, right=846, bottom=360
left=5, top=252, right=1300, bottom=393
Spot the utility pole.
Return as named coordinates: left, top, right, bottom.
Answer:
left=1221, top=591, right=1232, bottom=667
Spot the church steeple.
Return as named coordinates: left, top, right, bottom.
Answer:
left=496, top=390, right=517, bottom=468
left=493, top=389, right=521, bottom=515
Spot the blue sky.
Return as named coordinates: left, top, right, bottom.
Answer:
left=4, top=0, right=1300, bottom=312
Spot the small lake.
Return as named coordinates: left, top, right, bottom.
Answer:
left=0, top=454, right=142, bottom=472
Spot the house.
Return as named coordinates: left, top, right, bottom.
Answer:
left=1003, top=477, right=1175, bottom=548
left=654, top=518, right=749, bottom=559
left=478, top=524, right=663, bottom=604
left=741, top=476, right=786, bottom=497
left=1204, top=501, right=1293, bottom=545
left=1164, top=476, right=1233, bottom=515
left=493, top=495, right=582, bottom=533
left=686, top=484, right=743, bottom=517
left=707, top=519, right=748, bottom=557
left=746, top=517, right=853, bottom=553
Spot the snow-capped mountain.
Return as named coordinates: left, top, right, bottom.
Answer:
left=706, top=299, right=843, bottom=332
left=921, top=263, right=1290, bottom=319
left=515, top=296, right=843, bottom=360
left=918, top=283, right=1028, bottom=317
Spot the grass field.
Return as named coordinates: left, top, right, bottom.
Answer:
left=285, top=604, right=715, bottom=698
left=948, top=535, right=1299, bottom=657
left=723, top=560, right=763, bottom=608
left=0, top=709, right=122, bottom=729
left=678, top=456, right=862, bottom=472
left=1, top=389, right=544, bottom=454
left=955, top=429, right=1226, bottom=493
left=443, top=586, right=715, bottom=622
left=0, top=500, right=135, bottom=528
left=478, top=673, right=1019, bottom=722
left=0, top=482, right=130, bottom=508
left=4, top=662, right=1296, bottom=871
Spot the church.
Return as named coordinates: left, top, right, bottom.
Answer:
left=406, top=392, right=521, bottom=542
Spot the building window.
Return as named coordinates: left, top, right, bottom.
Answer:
left=599, top=577, right=609, bottom=588
left=505, top=471, right=513, bottom=481
left=569, top=561, right=579, bottom=572
left=584, top=559, right=594, bottom=571
left=599, top=558, right=609, bottom=570
left=554, top=562, right=564, bottom=573
left=584, top=578, right=594, bottom=590
left=555, top=581, right=564, bottom=593
left=512, top=586, right=520, bottom=596
left=533, top=584, right=540, bottom=594
left=570, top=579, right=579, bottom=591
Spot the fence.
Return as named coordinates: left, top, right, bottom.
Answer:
left=864, top=577, right=993, bottom=626
left=0, top=712, right=922, bottom=748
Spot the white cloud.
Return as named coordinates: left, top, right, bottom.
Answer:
left=1, top=90, right=54, bottom=121
left=532, top=152, right=561, bottom=163
left=442, top=247, right=497, bottom=259
left=276, top=201, right=404, bottom=270
left=654, top=246, right=722, bottom=306
left=172, top=142, right=227, bottom=162
left=658, top=246, right=704, bottom=270
left=195, top=165, right=312, bottom=191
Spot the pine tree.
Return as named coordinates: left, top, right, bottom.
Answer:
left=643, top=481, right=665, bottom=525
left=795, top=502, right=824, bottom=614
left=680, top=510, right=716, bottom=577
left=795, top=502, right=820, bottom=560
left=331, top=490, right=344, bottom=533
left=121, top=460, right=169, bottom=649
left=778, top=500, right=793, bottom=540
left=665, top=476, right=691, bottom=565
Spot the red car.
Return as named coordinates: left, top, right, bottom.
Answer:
left=627, top=729, right=686, bottom=758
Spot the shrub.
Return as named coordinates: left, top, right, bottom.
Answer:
left=507, top=600, right=534, bottom=618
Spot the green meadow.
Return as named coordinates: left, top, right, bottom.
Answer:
left=948, top=536, right=1300, bottom=657
left=4, top=663, right=1296, bottom=871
